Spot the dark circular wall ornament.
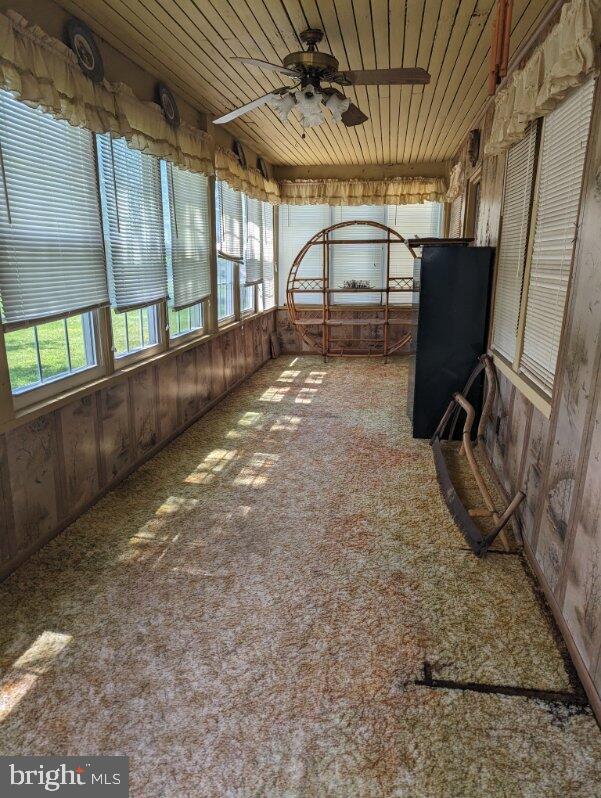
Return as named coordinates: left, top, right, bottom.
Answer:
left=257, top=156, right=269, bottom=180
left=66, top=18, right=104, bottom=83
left=157, top=82, right=180, bottom=128
left=232, top=139, right=247, bottom=168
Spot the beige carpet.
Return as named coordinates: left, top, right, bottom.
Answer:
left=0, top=355, right=599, bottom=797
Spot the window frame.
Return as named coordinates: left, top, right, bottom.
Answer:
left=167, top=299, right=206, bottom=347
left=110, top=302, right=165, bottom=369
left=9, top=310, right=105, bottom=410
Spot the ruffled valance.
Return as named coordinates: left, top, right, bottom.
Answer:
left=215, top=146, right=280, bottom=204
left=445, top=162, right=463, bottom=201
left=0, top=10, right=214, bottom=176
left=278, top=177, right=447, bottom=206
left=114, top=85, right=213, bottom=176
left=486, top=0, right=600, bottom=156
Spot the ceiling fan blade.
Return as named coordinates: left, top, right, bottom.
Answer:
left=335, top=67, right=431, bottom=85
left=213, top=92, right=276, bottom=124
left=341, top=103, right=368, bottom=127
left=231, top=57, right=299, bottom=78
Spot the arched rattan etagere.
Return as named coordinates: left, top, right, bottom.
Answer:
left=286, top=219, right=417, bottom=358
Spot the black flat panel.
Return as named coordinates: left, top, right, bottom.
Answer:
left=411, top=246, right=493, bottom=439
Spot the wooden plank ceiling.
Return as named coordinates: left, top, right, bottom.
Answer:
left=55, top=0, right=555, bottom=166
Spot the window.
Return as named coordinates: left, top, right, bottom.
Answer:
left=519, top=77, right=595, bottom=393
left=217, top=258, right=235, bottom=320
left=278, top=202, right=442, bottom=306
left=448, top=194, right=464, bottom=237
left=168, top=303, right=203, bottom=339
left=492, top=124, right=538, bottom=362
left=5, top=312, right=98, bottom=395
left=491, top=76, right=595, bottom=397
left=0, top=91, right=107, bottom=396
left=278, top=204, right=330, bottom=305
left=465, top=178, right=481, bottom=238
left=96, top=135, right=166, bottom=359
left=330, top=206, right=386, bottom=304
left=161, top=162, right=211, bottom=311
left=239, top=266, right=255, bottom=314
left=111, top=305, right=160, bottom=358
left=262, top=203, right=275, bottom=309
left=216, top=180, right=244, bottom=260
left=386, top=202, right=443, bottom=304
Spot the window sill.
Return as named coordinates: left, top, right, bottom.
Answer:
left=1, top=308, right=275, bottom=434
left=491, top=351, right=552, bottom=419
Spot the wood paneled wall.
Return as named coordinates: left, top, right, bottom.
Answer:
left=276, top=307, right=416, bottom=355
left=0, top=311, right=275, bottom=580
left=452, top=86, right=601, bottom=715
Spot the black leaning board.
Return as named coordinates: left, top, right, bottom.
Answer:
left=411, top=245, right=494, bottom=439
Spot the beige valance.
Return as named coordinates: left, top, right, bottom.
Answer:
left=0, top=10, right=214, bottom=176
left=445, top=162, right=464, bottom=201
left=278, top=177, right=447, bottom=206
left=486, top=0, right=600, bottom=156
left=114, top=85, right=213, bottom=176
left=215, top=146, right=280, bottom=204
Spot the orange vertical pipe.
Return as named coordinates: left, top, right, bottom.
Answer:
left=499, top=0, right=513, bottom=77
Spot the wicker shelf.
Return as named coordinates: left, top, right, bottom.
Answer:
left=286, top=219, right=416, bottom=357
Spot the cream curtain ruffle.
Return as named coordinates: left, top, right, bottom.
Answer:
left=114, top=85, right=213, bottom=176
left=0, top=10, right=214, bottom=176
left=278, top=177, right=446, bottom=206
left=486, top=0, right=600, bottom=156
left=445, top=162, right=463, bottom=201
left=215, top=146, right=280, bottom=204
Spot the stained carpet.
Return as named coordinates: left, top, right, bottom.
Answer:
left=0, top=356, right=599, bottom=797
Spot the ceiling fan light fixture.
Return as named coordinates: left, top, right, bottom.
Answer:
left=325, top=92, right=350, bottom=122
left=294, top=85, right=324, bottom=127
left=268, top=91, right=295, bottom=122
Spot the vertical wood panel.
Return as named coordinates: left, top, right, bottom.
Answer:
left=98, top=382, right=132, bottom=486
left=517, top=406, right=549, bottom=545
left=208, top=336, right=226, bottom=399
left=59, top=396, right=100, bottom=514
left=562, top=376, right=601, bottom=677
left=157, top=355, right=179, bottom=440
left=177, top=347, right=199, bottom=425
left=0, top=433, right=16, bottom=565
left=6, top=416, right=59, bottom=553
left=131, top=366, right=159, bottom=457
left=196, top=341, right=212, bottom=412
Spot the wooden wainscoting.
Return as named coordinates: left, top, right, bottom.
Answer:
left=0, top=311, right=275, bottom=581
left=275, top=307, right=416, bottom=355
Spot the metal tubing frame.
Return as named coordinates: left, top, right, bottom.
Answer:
left=430, top=354, right=525, bottom=556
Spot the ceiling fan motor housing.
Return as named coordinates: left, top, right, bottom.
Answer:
left=283, top=50, right=339, bottom=85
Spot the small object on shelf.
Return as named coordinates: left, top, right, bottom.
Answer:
left=341, top=279, right=372, bottom=289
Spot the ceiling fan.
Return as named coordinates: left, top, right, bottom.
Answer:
left=213, top=29, right=430, bottom=129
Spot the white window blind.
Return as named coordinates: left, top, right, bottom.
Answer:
left=278, top=204, right=330, bottom=304
left=245, top=196, right=263, bottom=285
left=162, top=162, right=211, bottom=310
left=0, top=91, right=108, bottom=327
left=331, top=206, right=386, bottom=304
left=492, top=123, right=538, bottom=362
left=262, top=202, right=275, bottom=308
left=96, top=134, right=167, bottom=311
left=387, top=202, right=442, bottom=304
left=520, top=76, right=595, bottom=394
left=448, top=195, right=463, bottom=237
left=217, top=180, right=244, bottom=260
